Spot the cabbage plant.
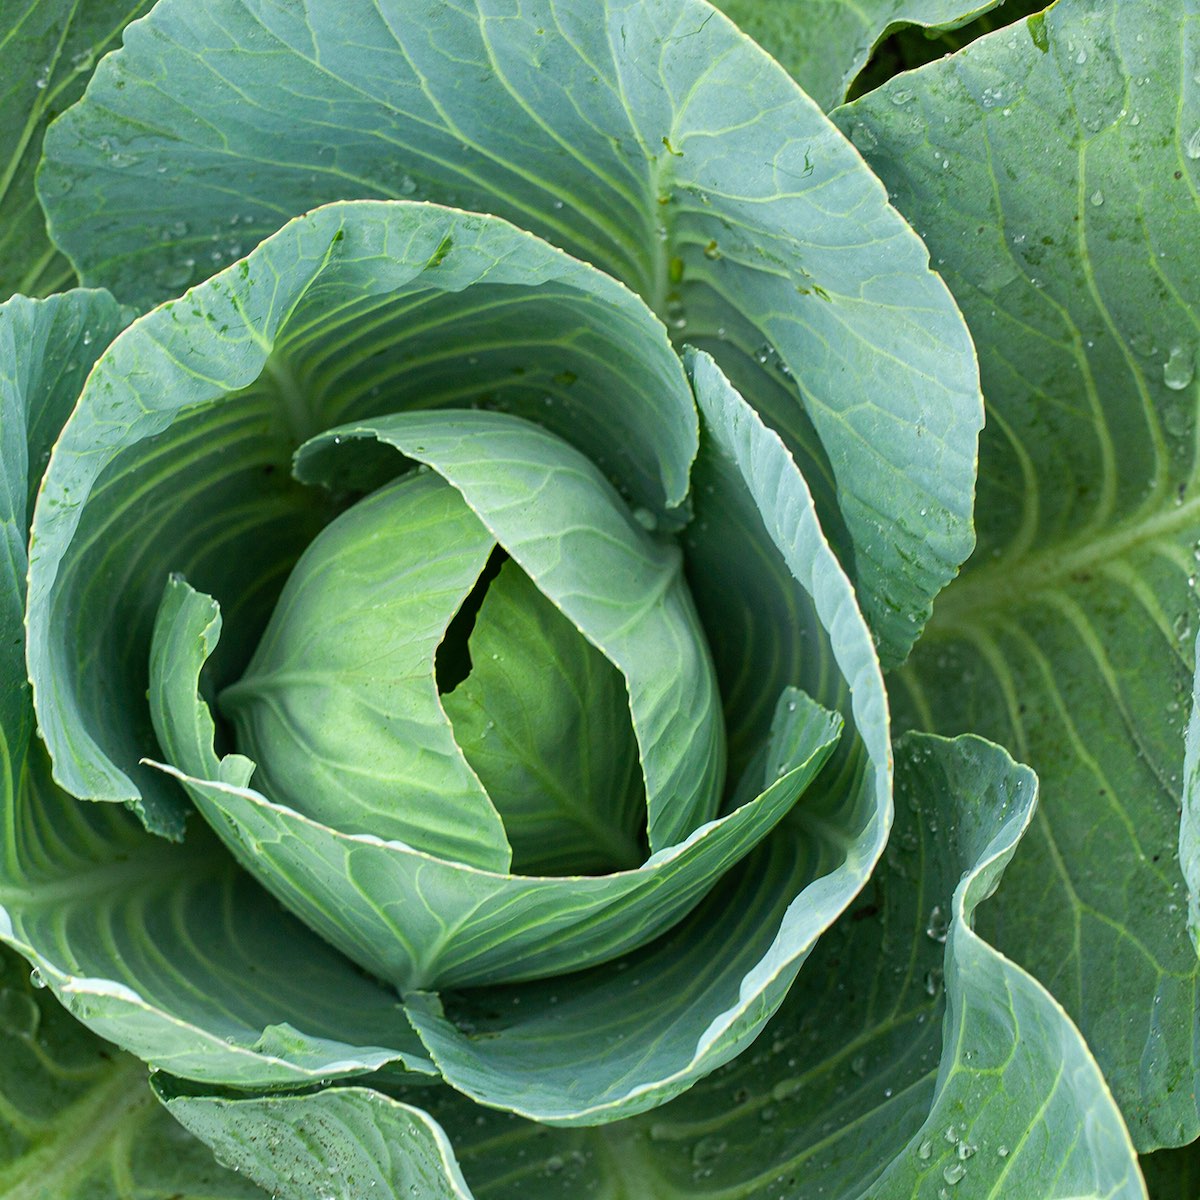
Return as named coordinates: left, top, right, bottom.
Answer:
left=0, top=0, right=1197, bottom=1196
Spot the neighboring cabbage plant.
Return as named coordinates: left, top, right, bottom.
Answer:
left=0, top=0, right=1192, bottom=1197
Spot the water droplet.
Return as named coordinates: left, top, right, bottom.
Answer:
left=28, top=968, right=47, bottom=990
left=924, top=968, right=943, bottom=996
left=398, top=175, right=418, bottom=195
left=1089, top=189, right=1104, bottom=207
left=850, top=123, right=878, bottom=152
left=1164, top=346, right=1196, bottom=391
left=943, top=1162, right=967, bottom=1185
left=691, top=1136, right=727, bottom=1166
left=851, top=1054, right=867, bottom=1077
left=1186, top=128, right=1200, bottom=160
left=1075, top=48, right=1088, bottom=64
left=997, top=1145, right=1010, bottom=1158
left=633, top=507, right=658, bottom=532
left=1165, top=404, right=1190, bottom=437
left=544, top=1155, right=565, bottom=1174
left=956, top=1141, right=976, bottom=1160
left=891, top=88, right=914, bottom=106
left=925, top=904, right=949, bottom=943
left=917, top=1138, right=934, bottom=1161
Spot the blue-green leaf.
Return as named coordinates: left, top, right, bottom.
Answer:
left=26, top=200, right=698, bottom=839
left=158, top=1081, right=472, bottom=1200
left=37, top=0, right=983, bottom=663
left=1, top=290, right=126, bottom=800
left=837, top=0, right=1200, bottom=1148
left=0, top=944, right=264, bottom=1200
left=0, top=0, right=153, bottom=298
left=1181, top=632, right=1200, bottom=952
left=712, top=0, right=1009, bottom=110
left=3, top=741, right=436, bottom=1090
left=407, top=737, right=1143, bottom=1200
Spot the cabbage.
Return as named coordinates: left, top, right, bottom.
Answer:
left=1, top=1, right=1193, bottom=1195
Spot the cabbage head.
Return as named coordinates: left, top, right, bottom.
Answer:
left=1, top=0, right=1196, bottom=1197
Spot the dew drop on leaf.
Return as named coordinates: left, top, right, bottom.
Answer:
left=925, top=904, right=949, bottom=943
left=692, top=1136, right=727, bottom=1166
left=850, top=123, right=878, bottom=152
left=633, top=506, right=658, bottom=532
left=1164, top=404, right=1190, bottom=437
left=1163, top=345, right=1196, bottom=391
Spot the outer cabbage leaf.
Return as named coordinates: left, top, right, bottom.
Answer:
left=0, top=294, right=436, bottom=1093
left=36, top=0, right=983, bottom=663
left=158, top=1081, right=471, bottom=1200
left=711, top=0, right=1009, bottom=110
left=1, top=290, right=125, bottom=786
left=27, top=200, right=699, bottom=838
left=1182, top=634, right=1200, bottom=952
left=0, top=0, right=153, bottom=299
left=0, top=943, right=263, bottom=1200
left=835, top=0, right=1200, bottom=1150
left=152, top=736, right=1144, bottom=1200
